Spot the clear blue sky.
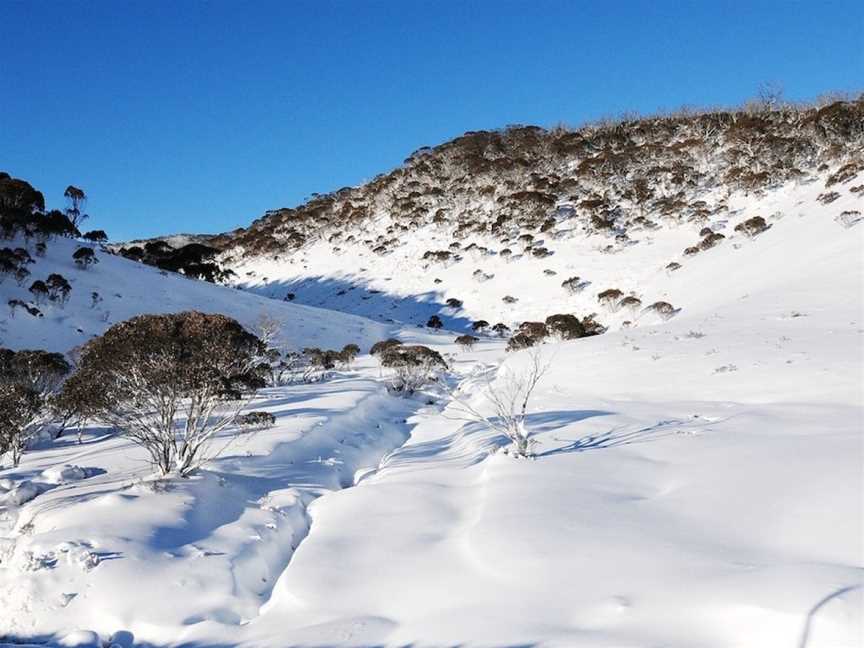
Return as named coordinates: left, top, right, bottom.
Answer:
left=2, top=1, right=861, bottom=240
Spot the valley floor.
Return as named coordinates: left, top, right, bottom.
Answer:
left=2, top=302, right=862, bottom=647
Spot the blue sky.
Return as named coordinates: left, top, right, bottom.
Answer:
left=2, top=1, right=861, bottom=240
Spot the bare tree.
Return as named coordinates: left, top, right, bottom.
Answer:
left=445, top=348, right=551, bottom=458
left=253, top=312, right=282, bottom=351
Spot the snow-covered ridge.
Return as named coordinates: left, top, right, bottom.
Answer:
left=0, top=234, right=394, bottom=354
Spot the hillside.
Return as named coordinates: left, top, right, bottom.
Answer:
left=205, top=99, right=864, bottom=333
left=0, top=234, right=394, bottom=354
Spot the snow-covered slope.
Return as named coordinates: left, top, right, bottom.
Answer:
left=0, top=234, right=392, bottom=354
left=213, top=99, right=862, bottom=335
left=231, top=168, right=862, bottom=335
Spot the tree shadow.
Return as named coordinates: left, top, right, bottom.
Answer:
left=537, top=414, right=722, bottom=457
left=797, top=584, right=861, bottom=648
left=239, top=274, right=475, bottom=332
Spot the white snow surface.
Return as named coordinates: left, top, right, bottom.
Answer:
left=1, top=173, right=862, bottom=647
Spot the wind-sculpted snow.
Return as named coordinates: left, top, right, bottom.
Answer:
left=0, top=366, right=425, bottom=644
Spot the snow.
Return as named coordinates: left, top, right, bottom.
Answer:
left=1, top=171, right=862, bottom=646
left=0, top=235, right=394, bottom=354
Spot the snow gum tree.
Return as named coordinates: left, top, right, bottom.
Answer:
left=62, top=311, right=267, bottom=476
left=0, top=348, right=71, bottom=466
left=381, top=344, right=447, bottom=394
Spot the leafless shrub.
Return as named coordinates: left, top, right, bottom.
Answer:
left=445, top=348, right=551, bottom=458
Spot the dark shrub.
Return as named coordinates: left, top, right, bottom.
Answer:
left=445, top=298, right=463, bottom=308
left=73, top=246, right=98, bottom=269
left=491, top=323, right=511, bottom=337
left=82, top=230, right=108, bottom=243
left=237, top=411, right=276, bottom=429
left=619, top=296, right=642, bottom=311
left=598, top=288, right=624, bottom=308
left=699, top=232, right=726, bottom=250
left=426, top=315, right=443, bottom=329
left=734, top=216, right=771, bottom=237
left=580, top=314, right=607, bottom=336
left=28, top=280, right=49, bottom=303
left=1, top=348, right=70, bottom=466
left=339, top=343, right=361, bottom=366
left=455, top=334, right=479, bottom=350
left=646, top=301, right=678, bottom=319
left=370, top=338, right=403, bottom=356
left=46, top=274, right=71, bottom=303
left=472, top=319, right=489, bottom=332
left=380, top=345, right=447, bottom=394
left=545, top=314, right=585, bottom=340
left=518, top=321, right=550, bottom=339
left=36, top=210, right=79, bottom=239
left=506, top=333, right=536, bottom=352
left=561, top=276, right=584, bottom=294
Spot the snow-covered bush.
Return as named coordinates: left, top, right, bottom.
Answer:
left=60, top=311, right=267, bottom=477
left=545, top=313, right=585, bottom=340
left=370, top=338, right=402, bottom=356
left=455, top=334, right=479, bottom=350
left=237, top=411, right=276, bottom=429
left=72, top=246, right=98, bottom=269
left=339, top=343, right=361, bottom=367
left=380, top=345, right=447, bottom=395
left=734, top=216, right=771, bottom=237
left=302, top=347, right=342, bottom=382
left=491, top=323, right=511, bottom=337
